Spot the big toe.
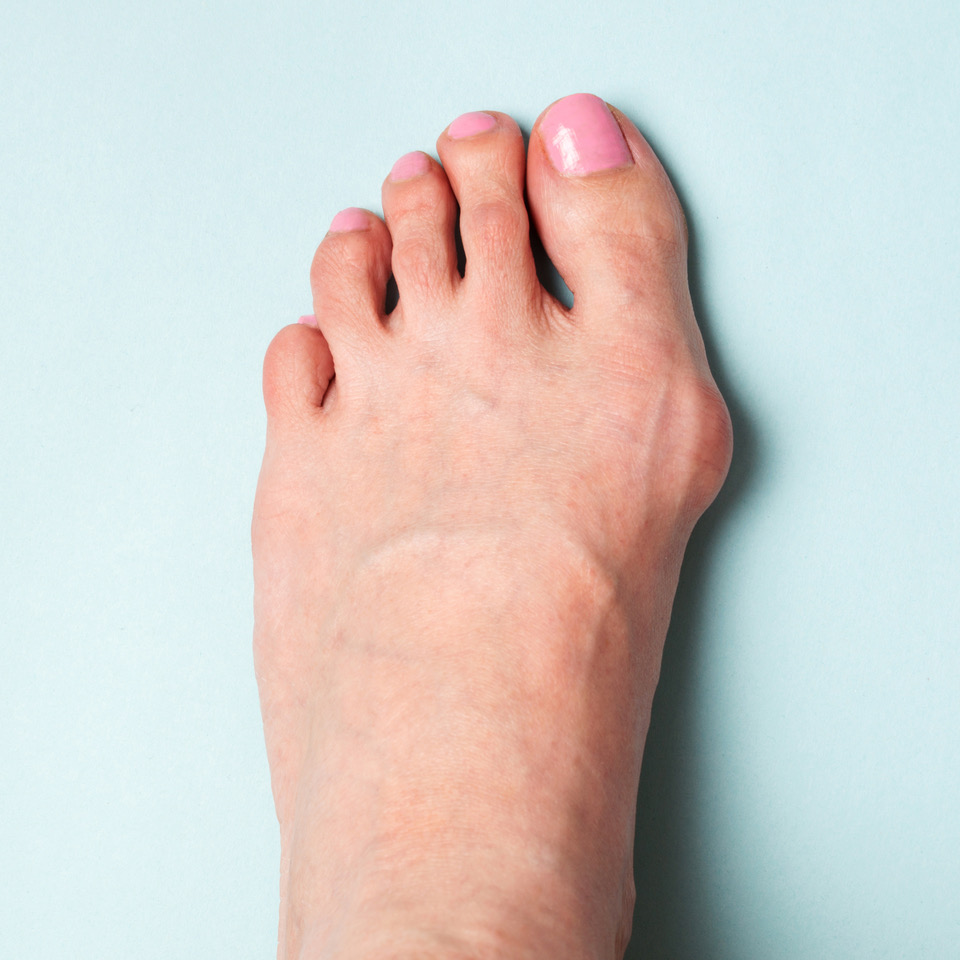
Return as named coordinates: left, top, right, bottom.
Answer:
left=527, top=94, right=697, bottom=348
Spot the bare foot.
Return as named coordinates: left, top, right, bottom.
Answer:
left=252, top=94, right=731, bottom=960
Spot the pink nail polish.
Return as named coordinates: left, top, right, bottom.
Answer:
left=447, top=111, right=497, bottom=139
left=297, top=314, right=316, bottom=325
left=329, top=207, right=368, bottom=232
left=540, top=94, right=632, bottom=175
left=389, top=151, right=430, bottom=181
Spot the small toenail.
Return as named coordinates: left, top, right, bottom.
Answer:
left=540, top=93, right=633, bottom=175
left=389, top=151, right=431, bottom=182
left=328, top=207, right=369, bottom=232
left=297, top=314, right=316, bottom=326
left=447, top=111, right=497, bottom=139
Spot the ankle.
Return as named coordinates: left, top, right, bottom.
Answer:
left=302, top=862, right=635, bottom=960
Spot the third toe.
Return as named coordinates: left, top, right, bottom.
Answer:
left=382, top=151, right=459, bottom=313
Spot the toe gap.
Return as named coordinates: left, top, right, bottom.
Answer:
left=384, top=274, right=399, bottom=314
left=320, top=373, right=336, bottom=408
left=454, top=207, right=466, bottom=278
left=528, top=215, right=573, bottom=309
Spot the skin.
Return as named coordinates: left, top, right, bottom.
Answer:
left=252, top=95, right=732, bottom=960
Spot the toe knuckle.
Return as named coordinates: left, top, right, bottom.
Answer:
left=624, top=222, right=686, bottom=271
left=466, top=198, right=527, bottom=249
left=641, top=175, right=689, bottom=247
left=392, top=235, right=437, bottom=290
left=394, top=176, right=447, bottom=218
left=310, top=233, right=379, bottom=286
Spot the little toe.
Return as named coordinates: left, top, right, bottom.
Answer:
left=261, top=322, right=336, bottom=423
left=381, top=151, right=459, bottom=318
left=309, top=207, right=392, bottom=361
left=437, top=112, right=538, bottom=311
left=527, top=94, right=699, bottom=352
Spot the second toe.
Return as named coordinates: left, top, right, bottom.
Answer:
left=437, top=111, right=539, bottom=314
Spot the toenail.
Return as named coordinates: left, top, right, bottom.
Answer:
left=447, top=111, right=497, bottom=139
left=389, top=151, right=431, bottom=182
left=540, top=94, right=633, bottom=175
left=297, top=314, right=316, bottom=326
left=328, top=207, right=369, bottom=232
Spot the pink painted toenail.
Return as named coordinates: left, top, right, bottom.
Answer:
left=329, top=207, right=368, bottom=232
left=389, top=151, right=430, bottom=181
left=447, top=111, right=497, bottom=139
left=298, top=314, right=316, bottom=325
left=540, top=93, right=632, bottom=175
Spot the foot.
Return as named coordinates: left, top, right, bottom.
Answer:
left=252, top=94, right=731, bottom=960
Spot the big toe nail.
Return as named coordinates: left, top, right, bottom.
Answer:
left=540, top=92, right=634, bottom=176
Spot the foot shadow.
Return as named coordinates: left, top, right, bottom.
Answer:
left=626, top=145, right=759, bottom=960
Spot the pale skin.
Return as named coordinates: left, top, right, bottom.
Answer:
left=252, top=94, right=733, bottom=960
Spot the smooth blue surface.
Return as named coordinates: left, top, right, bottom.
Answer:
left=2, top=1, right=958, bottom=957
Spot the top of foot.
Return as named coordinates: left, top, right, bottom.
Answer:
left=253, top=93, right=732, bottom=960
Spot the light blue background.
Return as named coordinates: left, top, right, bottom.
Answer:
left=2, top=1, right=958, bottom=957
